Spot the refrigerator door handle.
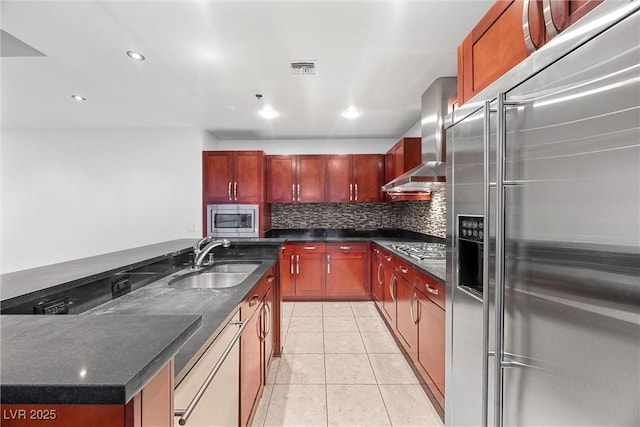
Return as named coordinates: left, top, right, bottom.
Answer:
left=482, top=100, right=493, bottom=427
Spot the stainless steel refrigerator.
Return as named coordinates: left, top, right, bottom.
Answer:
left=445, top=2, right=640, bottom=426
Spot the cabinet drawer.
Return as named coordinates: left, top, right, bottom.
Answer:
left=241, top=266, right=275, bottom=320
left=393, top=258, right=416, bottom=283
left=292, top=243, right=326, bottom=254
left=326, top=242, right=369, bottom=254
left=414, top=271, right=445, bottom=309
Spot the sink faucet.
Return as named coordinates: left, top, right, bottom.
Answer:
left=193, top=238, right=231, bottom=269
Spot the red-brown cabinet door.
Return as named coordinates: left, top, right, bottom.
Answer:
left=382, top=266, right=397, bottom=330
left=418, top=294, right=445, bottom=401
left=267, top=156, right=296, bottom=203
left=279, top=247, right=296, bottom=299
left=263, top=286, right=274, bottom=381
left=325, top=251, right=369, bottom=298
left=203, top=152, right=233, bottom=202
left=295, top=253, right=325, bottom=297
left=395, top=275, right=418, bottom=361
left=353, top=155, right=384, bottom=202
left=297, top=155, right=326, bottom=203
left=233, top=151, right=264, bottom=203
left=325, top=155, right=353, bottom=202
left=240, top=306, right=263, bottom=427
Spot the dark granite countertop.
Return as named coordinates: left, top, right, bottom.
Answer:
left=0, top=314, right=201, bottom=405
left=83, top=243, right=282, bottom=383
left=1, top=239, right=196, bottom=310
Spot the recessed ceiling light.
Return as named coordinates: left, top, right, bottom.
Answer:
left=71, top=94, right=86, bottom=101
left=341, top=107, right=361, bottom=119
left=258, top=106, right=279, bottom=119
left=126, top=50, right=145, bottom=61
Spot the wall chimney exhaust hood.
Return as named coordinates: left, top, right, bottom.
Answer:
left=382, top=77, right=456, bottom=193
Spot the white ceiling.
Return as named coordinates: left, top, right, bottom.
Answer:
left=1, top=0, right=491, bottom=140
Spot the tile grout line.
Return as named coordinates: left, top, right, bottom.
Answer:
left=354, top=302, right=395, bottom=427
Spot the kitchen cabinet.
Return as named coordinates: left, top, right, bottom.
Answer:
left=380, top=251, right=397, bottom=330
left=394, top=265, right=418, bottom=361
left=279, top=243, right=326, bottom=299
left=203, top=151, right=265, bottom=203
left=384, top=137, right=430, bottom=202
left=325, top=155, right=384, bottom=203
left=266, top=155, right=325, bottom=203
left=371, top=247, right=384, bottom=306
left=174, top=313, right=241, bottom=427
left=457, top=0, right=601, bottom=105
left=280, top=242, right=371, bottom=300
left=240, top=267, right=277, bottom=427
left=325, top=243, right=370, bottom=299
left=417, top=290, right=445, bottom=407
left=544, top=0, right=602, bottom=36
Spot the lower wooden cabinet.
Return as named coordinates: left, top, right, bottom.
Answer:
left=280, top=243, right=370, bottom=300
left=395, top=273, right=418, bottom=361
left=239, top=266, right=278, bottom=427
left=417, top=292, right=445, bottom=405
left=371, top=248, right=384, bottom=305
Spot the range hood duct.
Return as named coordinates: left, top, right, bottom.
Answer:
left=382, top=77, right=456, bottom=193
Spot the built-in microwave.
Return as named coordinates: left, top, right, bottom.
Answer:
left=207, top=204, right=259, bottom=238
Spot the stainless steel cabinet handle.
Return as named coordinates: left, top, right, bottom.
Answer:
left=233, top=182, right=238, bottom=200
left=349, top=183, right=353, bottom=201
left=292, top=184, right=295, bottom=201
left=265, top=302, right=272, bottom=335
left=296, top=255, right=300, bottom=274
left=390, top=274, right=397, bottom=302
left=355, top=183, right=358, bottom=201
left=425, top=285, right=439, bottom=296
left=297, top=184, right=300, bottom=201
left=290, top=255, right=294, bottom=275
left=340, top=246, right=352, bottom=251
left=175, top=320, right=247, bottom=425
left=258, top=306, right=266, bottom=340
left=410, top=292, right=417, bottom=324
left=522, top=0, right=536, bottom=54
left=398, top=266, right=408, bottom=274
left=384, top=255, right=392, bottom=262
left=377, top=263, right=384, bottom=285
left=542, top=0, right=559, bottom=37
left=303, top=246, right=316, bottom=250
left=267, top=275, right=274, bottom=284
left=228, top=182, right=232, bottom=200
left=327, top=254, right=331, bottom=274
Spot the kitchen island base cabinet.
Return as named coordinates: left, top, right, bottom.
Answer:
left=1, top=362, right=174, bottom=427
left=173, top=313, right=241, bottom=427
left=417, top=293, right=445, bottom=407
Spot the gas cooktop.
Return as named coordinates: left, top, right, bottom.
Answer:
left=388, top=242, right=446, bottom=261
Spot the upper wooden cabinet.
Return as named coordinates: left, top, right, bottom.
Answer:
left=384, top=137, right=430, bottom=202
left=203, top=151, right=265, bottom=203
left=457, top=0, right=601, bottom=105
left=266, top=155, right=325, bottom=203
left=325, top=154, right=384, bottom=203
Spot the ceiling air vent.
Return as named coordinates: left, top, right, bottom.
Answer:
left=290, top=60, right=317, bottom=75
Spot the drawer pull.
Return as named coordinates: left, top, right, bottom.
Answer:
left=398, top=266, right=408, bottom=274
left=384, top=256, right=392, bottom=262
left=249, top=294, right=260, bottom=307
left=303, top=246, right=316, bottom=250
left=339, top=246, right=352, bottom=251
left=267, top=275, right=274, bottom=283
left=175, top=320, right=247, bottom=425
left=425, top=285, right=439, bottom=296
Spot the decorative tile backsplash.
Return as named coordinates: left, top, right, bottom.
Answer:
left=271, top=188, right=446, bottom=237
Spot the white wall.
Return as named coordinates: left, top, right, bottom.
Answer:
left=402, top=120, right=421, bottom=138
left=211, top=137, right=396, bottom=154
left=0, top=128, right=205, bottom=273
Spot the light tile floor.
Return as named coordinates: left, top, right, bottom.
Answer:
left=252, top=301, right=444, bottom=427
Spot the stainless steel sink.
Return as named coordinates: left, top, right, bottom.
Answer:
left=169, top=272, right=250, bottom=289
left=168, top=261, right=261, bottom=289
left=207, top=262, right=262, bottom=273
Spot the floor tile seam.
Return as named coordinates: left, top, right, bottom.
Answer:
left=255, top=384, right=275, bottom=427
